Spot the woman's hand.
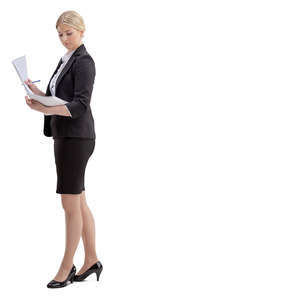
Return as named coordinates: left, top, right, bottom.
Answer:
left=25, top=95, right=47, bottom=113
left=24, top=78, right=44, bottom=96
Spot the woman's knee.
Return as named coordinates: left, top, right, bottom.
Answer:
left=80, top=191, right=88, bottom=209
left=61, top=194, right=81, bottom=213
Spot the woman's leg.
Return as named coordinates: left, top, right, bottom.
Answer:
left=76, top=190, right=99, bottom=275
left=53, top=193, right=83, bottom=281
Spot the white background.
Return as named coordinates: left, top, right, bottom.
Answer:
left=1, top=0, right=299, bottom=299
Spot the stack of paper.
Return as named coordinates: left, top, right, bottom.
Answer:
left=12, top=55, right=68, bottom=107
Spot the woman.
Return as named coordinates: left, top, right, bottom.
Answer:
left=24, top=10, right=103, bottom=288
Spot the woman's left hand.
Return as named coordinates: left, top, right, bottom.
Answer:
left=25, top=95, right=47, bottom=113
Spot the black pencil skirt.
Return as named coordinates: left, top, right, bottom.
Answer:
left=53, top=137, right=95, bottom=194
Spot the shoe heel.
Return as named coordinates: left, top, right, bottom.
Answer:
left=96, top=268, right=102, bottom=281
left=70, top=272, right=76, bottom=283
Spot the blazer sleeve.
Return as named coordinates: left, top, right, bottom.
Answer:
left=65, top=55, right=96, bottom=119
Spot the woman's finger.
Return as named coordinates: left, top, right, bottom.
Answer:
left=25, top=96, right=32, bottom=105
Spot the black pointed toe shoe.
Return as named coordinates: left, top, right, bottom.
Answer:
left=73, top=261, right=103, bottom=282
left=47, top=264, right=76, bottom=288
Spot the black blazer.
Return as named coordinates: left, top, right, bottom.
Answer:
left=43, top=43, right=96, bottom=139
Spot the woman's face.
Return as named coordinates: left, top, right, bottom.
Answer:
left=57, top=24, right=84, bottom=52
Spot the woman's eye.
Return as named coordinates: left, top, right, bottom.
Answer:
left=59, top=33, right=72, bottom=37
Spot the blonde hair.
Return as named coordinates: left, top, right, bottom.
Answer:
left=56, top=10, right=85, bottom=33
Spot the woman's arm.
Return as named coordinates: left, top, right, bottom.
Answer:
left=65, top=55, right=96, bottom=119
left=43, top=105, right=72, bottom=117
left=25, top=95, right=71, bottom=117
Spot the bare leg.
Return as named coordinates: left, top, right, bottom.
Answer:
left=53, top=193, right=82, bottom=281
left=76, top=190, right=99, bottom=275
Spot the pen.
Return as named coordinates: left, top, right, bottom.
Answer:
left=22, top=80, right=40, bottom=85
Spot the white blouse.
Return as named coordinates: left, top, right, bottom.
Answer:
left=49, top=49, right=76, bottom=117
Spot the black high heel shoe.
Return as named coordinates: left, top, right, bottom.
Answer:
left=47, top=264, right=76, bottom=288
left=73, top=261, right=103, bottom=282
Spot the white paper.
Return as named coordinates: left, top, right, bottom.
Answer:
left=29, top=94, right=69, bottom=116
left=12, top=55, right=69, bottom=112
left=29, top=94, right=68, bottom=106
left=12, top=55, right=33, bottom=95
left=12, top=55, right=27, bottom=83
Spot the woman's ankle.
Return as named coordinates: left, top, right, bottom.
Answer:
left=84, top=256, right=99, bottom=265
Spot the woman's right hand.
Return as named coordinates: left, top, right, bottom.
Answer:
left=24, top=78, right=43, bottom=95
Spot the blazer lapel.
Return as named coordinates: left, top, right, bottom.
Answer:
left=45, top=44, right=86, bottom=96
left=54, top=55, right=76, bottom=91
left=55, top=44, right=86, bottom=92
left=45, top=58, right=63, bottom=96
